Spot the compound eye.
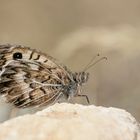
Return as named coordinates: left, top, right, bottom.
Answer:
left=13, top=52, right=23, bottom=60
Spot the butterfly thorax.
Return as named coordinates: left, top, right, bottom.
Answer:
left=63, top=72, right=89, bottom=99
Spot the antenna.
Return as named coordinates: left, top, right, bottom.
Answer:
left=83, top=53, right=100, bottom=71
left=83, top=55, right=107, bottom=72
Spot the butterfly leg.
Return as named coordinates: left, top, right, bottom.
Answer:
left=77, top=94, right=90, bottom=104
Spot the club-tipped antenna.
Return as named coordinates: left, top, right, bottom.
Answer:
left=84, top=56, right=107, bottom=72
left=83, top=53, right=100, bottom=71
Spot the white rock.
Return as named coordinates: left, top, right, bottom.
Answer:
left=0, top=103, right=139, bottom=140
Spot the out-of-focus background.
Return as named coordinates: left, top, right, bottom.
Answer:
left=0, top=0, right=140, bottom=122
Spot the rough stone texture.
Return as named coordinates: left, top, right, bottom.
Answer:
left=0, top=103, right=139, bottom=140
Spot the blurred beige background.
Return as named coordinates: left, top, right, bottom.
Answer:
left=0, top=0, right=140, bottom=122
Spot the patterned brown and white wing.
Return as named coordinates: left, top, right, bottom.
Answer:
left=0, top=44, right=70, bottom=108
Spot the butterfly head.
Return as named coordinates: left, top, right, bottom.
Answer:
left=64, top=72, right=89, bottom=99
left=73, top=72, right=89, bottom=86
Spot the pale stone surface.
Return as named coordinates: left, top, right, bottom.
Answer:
left=0, top=103, right=139, bottom=140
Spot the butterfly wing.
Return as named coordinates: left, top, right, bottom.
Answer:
left=0, top=44, right=71, bottom=108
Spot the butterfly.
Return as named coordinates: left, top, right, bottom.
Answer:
left=0, top=44, right=90, bottom=108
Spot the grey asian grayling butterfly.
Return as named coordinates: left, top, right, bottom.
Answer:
left=0, top=44, right=106, bottom=108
